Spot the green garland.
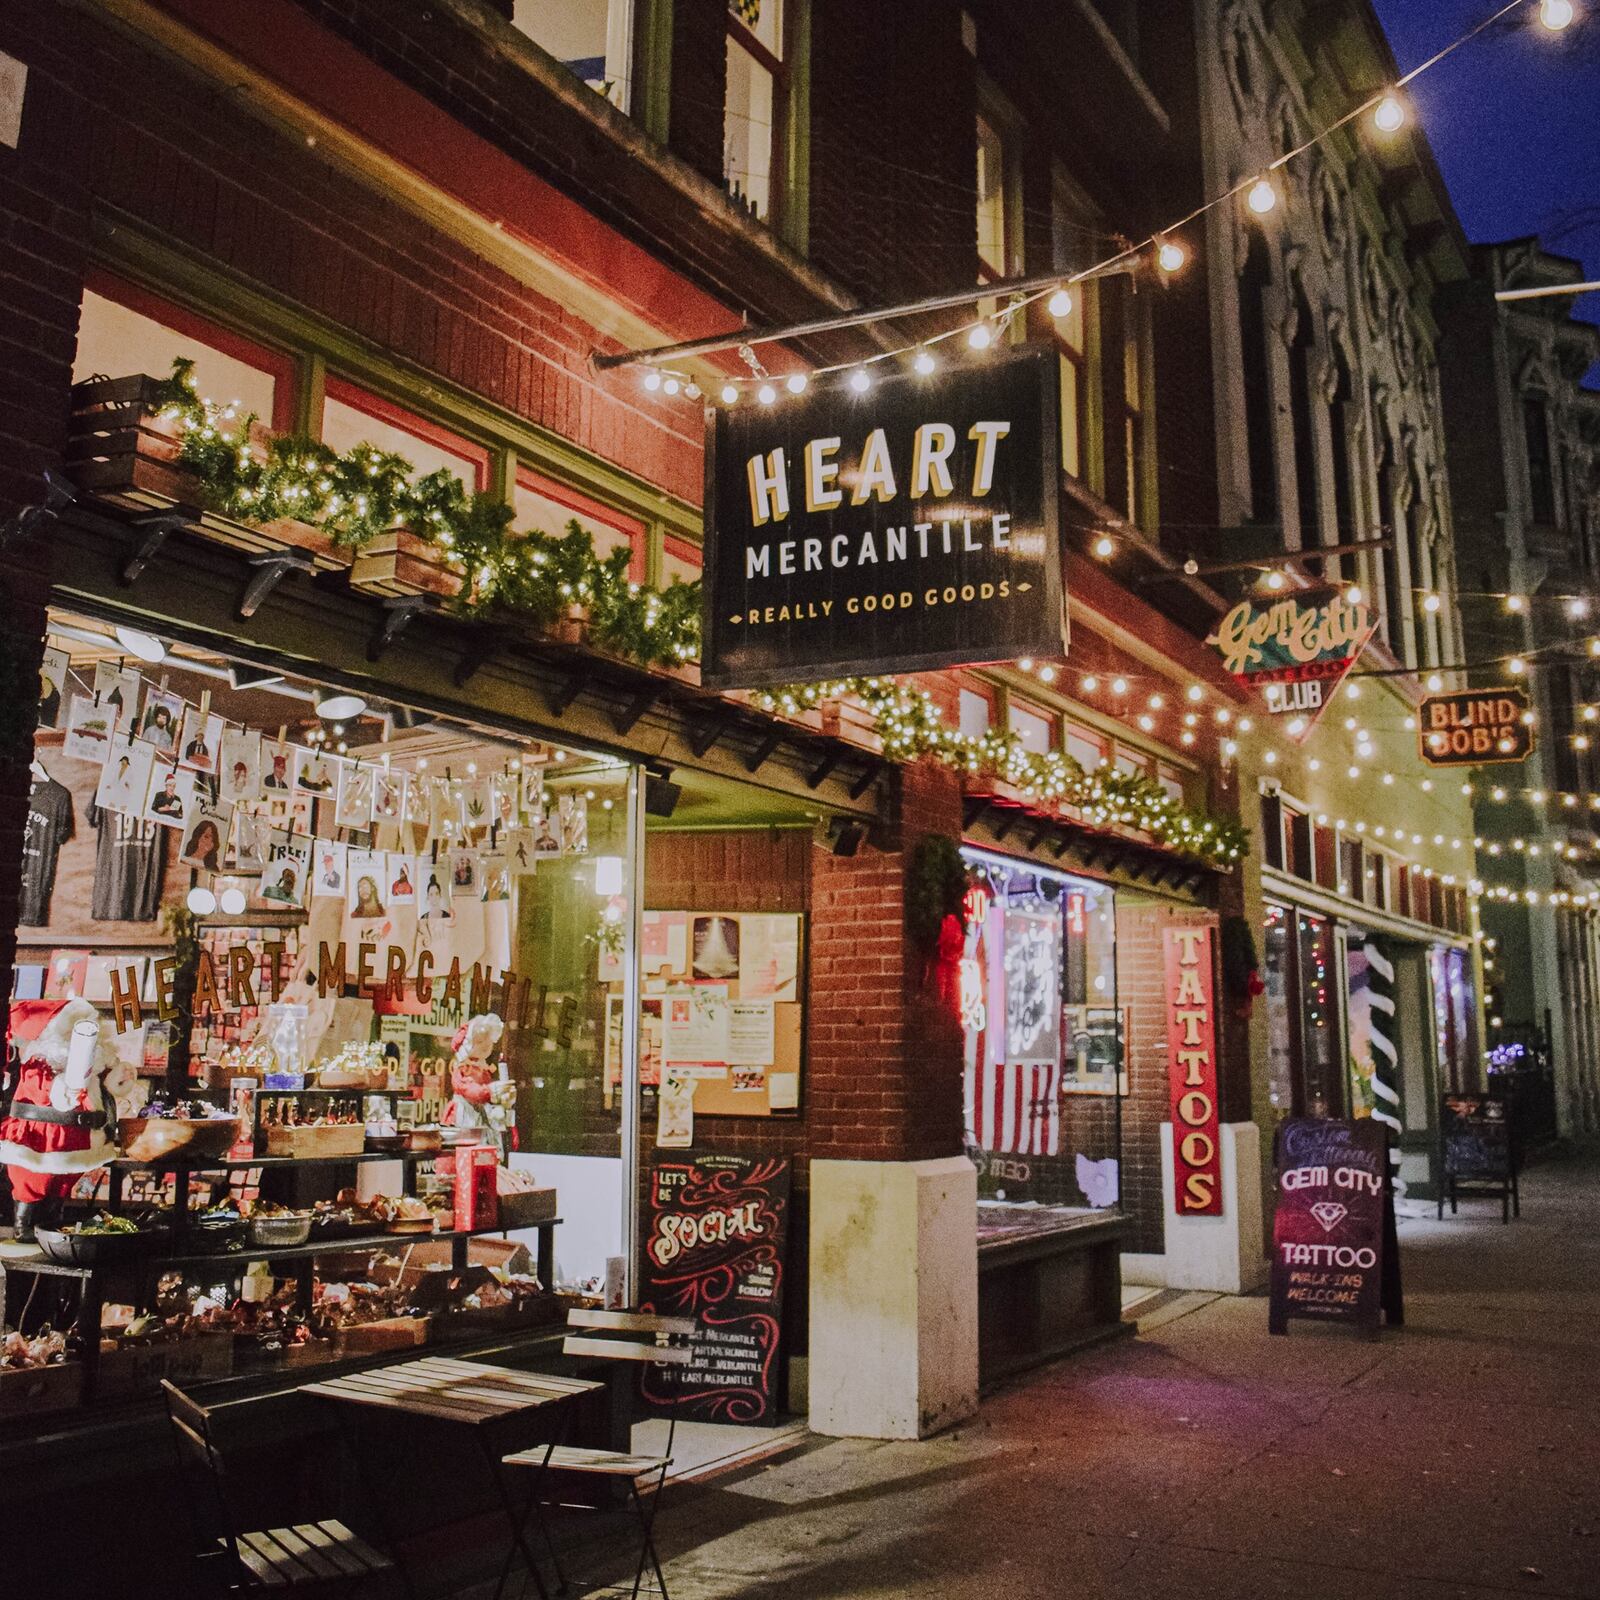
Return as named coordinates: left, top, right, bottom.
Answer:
left=147, top=362, right=1243, bottom=867
left=758, top=678, right=1249, bottom=868
left=150, top=360, right=700, bottom=668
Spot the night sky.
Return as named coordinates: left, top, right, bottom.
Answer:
left=1370, top=0, right=1600, bottom=360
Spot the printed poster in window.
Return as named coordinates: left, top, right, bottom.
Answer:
left=219, top=728, right=263, bottom=804
left=739, top=914, right=800, bottom=1000
left=692, top=914, right=740, bottom=981
left=63, top=693, right=116, bottom=764
left=664, top=986, right=729, bottom=1064
left=373, top=767, right=407, bottom=826
left=258, top=829, right=311, bottom=908
left=91, top=662, right=141, bottom=737
left=312, top=840, right=348, bottom=900
left=38, top=646, right=70, bottom=730
left=95, top=734, right=153, bottom=816
left=1002, top=908, right=1062, bottom=1067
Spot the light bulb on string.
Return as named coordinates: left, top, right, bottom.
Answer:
left=720, top=383, right=739, bottom=405
left=848, top=368, right=871, bottom=393
left=968, top=323, right=993, bottom=350
left=1048, top=288, right=1073, bottom=318
left=1345, top=586, right=1363, bottom=606
left=757, top=383, right=777, bottom=406
left=1093, top=535, right=1115, bottom=558
left=1247, top=177, right=1278, bottom=215
left=662, top=377, right=681, bottom=396
left=1373, top=93, right=1407, bottom=134
left=1156, top=239, right=1187, bottom=274
left=786, top=373, right=809, bottom=395
left=642, top=370, right=662, bottom=392
left=913, top=349, right=936, bottom=375
left=1540, top=0, right=1575, bottom=30
left=1509, top=657, right=1526, bottom=675
left=1423, top=592, right=1442, bottom=613
left=1506, top=594, right=1525, bottom=613
left=1264, top=569, right=1286, bottom=591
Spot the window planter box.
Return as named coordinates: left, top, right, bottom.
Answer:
left=349, top=526, right=464, bottom=600
left=64, top=375, right=351, bottom=573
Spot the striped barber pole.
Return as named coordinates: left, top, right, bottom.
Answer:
left=1363, top=938, right=1405, bottom=1198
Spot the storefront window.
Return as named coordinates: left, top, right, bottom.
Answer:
left=960, top=847, right=1122, bottom=1218
left=321, top=380, right=490, bottom=490
left=12, top=607, right=640, bottom=1392
left=512, top=0, right=637, bottom=112
left=1262, top=902, right=1344, bottom=1120
left=1430, top=944, right=1479, bottom=1093
left=513, top=468, right=645, bottom=580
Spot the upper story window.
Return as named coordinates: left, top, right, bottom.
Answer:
left=1052, top=173, right=1100, bottom=484
left=513, top=0, right=637, bottom=113
left=1008, top=697, right=1057, bottom=756
left=976, top=114, right=1011, bottom=283
left=514, top=469, right=646, bottom=580
left=1523, top=394, right=1557, bottom=525
left=659, top=533, right=702, bottom=587
left=725, top=0, right=788, bottom=222
left=321, top=379, right=490, bottom=491
left=1065, top=723, right=1106, bottom=773
left=74, top=273, right=295, bottom=433
left=1117, top=307, right=1147, bottom=527
left=959, top=686, right=994, bottom=740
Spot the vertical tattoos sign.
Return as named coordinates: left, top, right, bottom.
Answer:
left=640, top=1154, right=790, bottom=1426
left=1164, top=925, right=1222, bottom=1215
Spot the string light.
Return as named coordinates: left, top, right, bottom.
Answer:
left=642, top=370, right=662, bottom=392
left=1506, top=595, right=1525, bottom=613
left=848, top=369, right=871, bottom=393
left=720, top=383, right=739, bottom=404
left=967, top=323, right=993, bottom=350
left=913, top=349, right=936, bottom=375
left=1540, top=0, right=1576, bottom=29
left=1093, top=535, right=1116, bottom=558
left=786, top=373, right=809, bottom=395
left=1048, top=288, right=1073, bottom=318
left=1373, top=93, right=1407, bottom=133
left=1247, top=177, right=1279, bottom=215
left=1156, top=239, right=1187, bottom=273
left=1264, top=570, right=1287, bottom=591
left=662, top=377, right=680, bottom=396
left=1423, top=593, right=1442, bottom=613
left=757, top=383, right=777, bottom=405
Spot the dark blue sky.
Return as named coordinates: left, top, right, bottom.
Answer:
left=1371, top=0, right=1600, bottom=347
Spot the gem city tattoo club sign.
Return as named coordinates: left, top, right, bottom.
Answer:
left=700, top=347, right=1065, bottom=689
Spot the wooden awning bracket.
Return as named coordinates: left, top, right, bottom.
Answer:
left=121, top=512, right=190, bottom=586
left=238, top=550, right=315, bottom=618
left=366, top=594, right=434, bottom=663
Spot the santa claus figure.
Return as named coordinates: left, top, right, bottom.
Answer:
left=3, top=999, right=137, bottom=1240
left=443, top=1012, right=515, bottom=1160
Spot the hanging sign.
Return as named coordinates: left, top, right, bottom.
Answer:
left=1207, top=586, right=1375, bottom=741
left=1163, top=924, right=1222, bottom=1216
left=1417, top=686, right=1534, bottom=767
left=700, top=346, right=1065, bottom=688
left=639, top=1153, right=790, bottom=1426
left=1269, top=1117, right=1403, bottom=1335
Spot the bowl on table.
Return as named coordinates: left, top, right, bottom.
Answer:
left=33, top=1224, right=169, bottom=1267
left=248, top=1213, right=313, bottom=1248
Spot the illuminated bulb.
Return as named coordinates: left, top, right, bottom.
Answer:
left=848, top=368, right=871, bottom=393
left=1157, top=239, right=1187, bottom=273
left=1111, top=678, right=1128, bottom=695
left=1348, top=766, right=1361, bottom=780
left=1247, top=177, right=1278, bottom=215
left=1509, top=657, right=1526, bottom=675
left=913, top=349, right=936, bottom=375
left=685, top=382, right=701, bottom=399
left=1181, top=730, right=1196, bottom=747
left=968, top=323, right=993, bottom=350
left=1223, top=739, right=1239, bottom=758
left=1585, top=706, right=1598, bottom=722
left=1373, top=94, right=1406, bottom=134
left=1423, top=593, right=1442, bottom=613
left=187, top=886, right=216, bottom=915
left=1264, top=749, right=1277, bottom=766
left=1186, top=684, right=1204, bottom=703
left=1138, top=715, right=1155, bottom=732
left=1506, top=594, right=1525, bottom=613
left=1346, top=683, right=1362, bottom=700
left=720, top=383, right=739, bottom=404
left=1345, top=586, right=1363, bottom=606
left=1427, top=673, right=1443, bottom=692
left=1093, top=535, right=1115, bottom=558
left=1018, top=658, right=1034, bottom=673
left=786, top=373, right=809, bottom=395
left=1081, top=675, right=1099, bottom=692
left=1215, top=708, right=1234, bottom=725
left=1309, top=758, right=1321, bottom=771
left=1539, top=0, right=1575, bottom=30
left=1048, top=288, right=1073, bottom=318
left=1287, top=717, right=1307, bottom=737
left=642, top=370, right=663, bottom=392
left=757, top=383, right=777, bottom=405
left=1569, top=596, right=1590, bottom=618
left=219, top=886, right=247, bottom=916
left=1038, top=665, right=1057, bottom=683
left=1149, top=694, right=1165, bottom=710
left=662, top=377, right=680, bottom=396
left=1264, top=570, right=1286, bottom=591
left=1237, top=717, right=1253, bottom=733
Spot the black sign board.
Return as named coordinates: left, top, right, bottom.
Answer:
left=1417, top=686, right=1534, bottom=767
left=700, top=346, right=1065, bottom=688
left=1439, top=1092, right=1520, bottom=1223
left=1269, top=1117, right=1402, bottom=1337
left=639, top=1153, right=790, bottom=1425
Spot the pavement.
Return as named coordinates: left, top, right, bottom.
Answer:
left=602, top=1149, right=1600, bottom=1600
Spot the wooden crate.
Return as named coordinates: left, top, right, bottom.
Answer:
left=97, top=1332, right=233, bottom=1398
left=264, top=1123, right=367, bottom=1159
left=336, top=1317, right=430, bottom=1355
left=65, top=374, right=350, bottom=572
left=0, top=1360, right=82, bottom=1420
left=349, top=527, right=462, bottom=600
left=495, top=1187, right=558, bottom=1228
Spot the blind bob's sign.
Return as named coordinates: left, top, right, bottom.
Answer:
left=1418, top=686, right=1534, bottom=767
left=700, top=347, right=1064, bottom=689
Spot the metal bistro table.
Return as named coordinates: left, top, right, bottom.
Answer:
left=301, top=1354, right=604, bottom=1600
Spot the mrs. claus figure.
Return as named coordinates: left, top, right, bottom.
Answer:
left=2, top=999, right=137, bottom=1240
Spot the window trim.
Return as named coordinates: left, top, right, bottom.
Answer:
left=515, top=464, right=648, bottom=581
left=724, top=0, right=797, bottom=232
left=83, top=268, right=299, bottom=434
left=322, top=375, right=493, bottom=491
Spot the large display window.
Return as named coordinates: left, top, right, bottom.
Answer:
left=960, top=846, right=1123, bottom=1219
left=1263, top=903, right=1345, bottom=1119
left=5, top=607, right=641, bottom=1403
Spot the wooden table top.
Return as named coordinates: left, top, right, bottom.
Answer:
left=300, top=1355, right=603, bottom=1425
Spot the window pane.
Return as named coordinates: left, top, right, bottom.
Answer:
left=1058, top=354, right=1081, bottom=479
left=660, top=538, right=701, bottom=585
left=322, top=392, right=484, bottom=490
left=724, top=36, right=776, bottom=219
left=976, top=116, right=1007, bottom=279
left=1113, top=745, right=1148, bottom=778
left=513, top=0, right=633, bottom=112
left=1296, top=913, right=1342, bottom=1116
left=1263, top=904, right=1294, bottom=1117
left=1008, top=700, right=1054, bottom=755
left=513, top=474, right=640, bottom=573
left=1065, top=727, right=1103, bottom=772
left=959, top=689, right=991, bottom=739
left=74, top=288, right=280, bottom=425
left=730, top=0, right=783, bottom=58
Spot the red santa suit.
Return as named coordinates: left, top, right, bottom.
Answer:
left=3, top=998, right=134, bottom=1204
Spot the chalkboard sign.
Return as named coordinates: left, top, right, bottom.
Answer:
left=1439, top=1093, right=1519, bottom=1223
left=1270, top=1117, right=1402, bottom=1336
left=639, top=1153, right=790, bottom=1425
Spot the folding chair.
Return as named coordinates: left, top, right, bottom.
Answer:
left=502, top=1309, right=696, bottom=1600
left=161, top=1379, right=397, bottom=1596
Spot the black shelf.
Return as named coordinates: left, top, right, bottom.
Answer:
left=155, top=1219, right=560, bottom=1268
left=111, top=1150, right=441, bottom=1172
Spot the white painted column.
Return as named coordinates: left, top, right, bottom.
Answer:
left=808, top=1156, right=978, bottom=1440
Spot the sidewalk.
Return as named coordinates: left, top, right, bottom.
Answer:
left=634, top=1150, right=1600, bottom=1599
